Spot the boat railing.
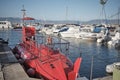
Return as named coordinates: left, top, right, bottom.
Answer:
left=33, top=34, right=70, bottom=61
left=35, top=34, right=70, bottom=53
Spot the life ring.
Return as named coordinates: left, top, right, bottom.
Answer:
left=47, top=36, right=52, bottom=45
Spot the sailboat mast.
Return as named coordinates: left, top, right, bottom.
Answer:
left=100, top=0, right=108, bottom=24
left=66, top=6, right=68, bottom=20
left=118, top=8, right=120, bottom=38
left=118, top=8, right=120, bottom=27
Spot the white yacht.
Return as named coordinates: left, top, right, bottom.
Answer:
left=53, top=26, right=68, bottom=33
left=75, top=27, right=103, bottom=40
left=0, top=21, right=12, bottom=29
left=59, top=25, right=80, bottom=38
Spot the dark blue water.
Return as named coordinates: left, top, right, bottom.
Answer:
left=0, top=29, right=120, bottom=79
left=64, top=38, right=120, bottom=79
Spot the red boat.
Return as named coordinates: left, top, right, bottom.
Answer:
left=13, top=26, right=82, bottom=80
left=13, top=6, right=82, bottom=79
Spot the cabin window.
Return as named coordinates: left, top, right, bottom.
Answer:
left=0, top=22, right=6, bottom=24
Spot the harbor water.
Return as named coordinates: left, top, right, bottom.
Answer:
left=0, top=29, right=120, bottom=79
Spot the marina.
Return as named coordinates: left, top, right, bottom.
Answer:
left=0, top=0, right=120, bottom=80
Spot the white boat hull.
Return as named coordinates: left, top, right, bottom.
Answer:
left=60, top=27, right=79, bottom=38
left=75, top=32, right=97, bottom=40
left=60, top=32, right=75, bottom=37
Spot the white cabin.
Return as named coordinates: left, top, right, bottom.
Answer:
left=0, top=21, right=12, bottom=29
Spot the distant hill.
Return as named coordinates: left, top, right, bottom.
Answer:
left=0, top=17, right=21, bottom=23
left=0, top=17, right=119, bottom=24
left=83, top=19, right=120, bottom=24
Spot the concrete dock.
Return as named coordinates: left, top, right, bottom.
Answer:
left=0, top=40, right=39, bottom=80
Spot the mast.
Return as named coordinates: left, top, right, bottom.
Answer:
left=65, top=0, right=69, bottom=21
left=100, top=0, right=108, bottom=24
left=66, top=6, right=68, bottom=20
left=118, top=8, right=120, bottom=38
left=21, top=5, right=26, bottom=25
left=118, top=8, right=120, bottom=27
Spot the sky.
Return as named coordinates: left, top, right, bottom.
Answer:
left=0, top=0, right=120, bottom=21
